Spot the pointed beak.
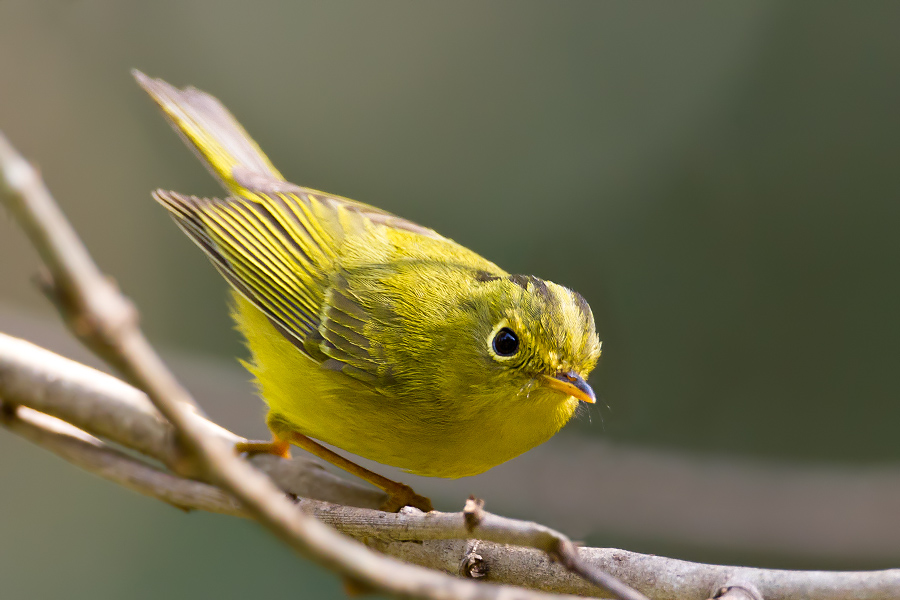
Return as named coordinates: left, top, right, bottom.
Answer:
left=542, top=371, right=596, bottom=404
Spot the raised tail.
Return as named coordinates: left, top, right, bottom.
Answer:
left=133, top=70, right=284, bottom=195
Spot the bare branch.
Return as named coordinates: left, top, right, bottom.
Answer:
left=1, top=404, right=244, bottom=517
left=0, top=130, right=647, bottom=600
left=0, top=330, right=385, bottom=508
left=378, top=539, right=900, bottom=600
left=0, top=330, right=644, bottom=597
left=4, top=368, right=900, bottom=599
left=0, top=323, right=635, bottom=598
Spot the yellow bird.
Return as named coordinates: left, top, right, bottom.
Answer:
left=135, top=71, right=601, bottom=511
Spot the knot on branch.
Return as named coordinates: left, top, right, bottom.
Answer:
left=459, top=541, right=488, bottom=579
left=463, top=495, right=485, bottom=532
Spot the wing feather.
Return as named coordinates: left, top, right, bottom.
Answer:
left=153, top=190, right=333, bottom=350
left=141, top=72, right=455, bottom=390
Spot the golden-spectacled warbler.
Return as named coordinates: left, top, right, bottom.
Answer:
left=135, top=71, right=601, bottom=511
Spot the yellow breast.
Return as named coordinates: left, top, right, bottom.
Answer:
left=232, top=293, right=578, bottom=478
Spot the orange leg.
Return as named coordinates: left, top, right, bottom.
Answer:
left=235, top=432, right=432, bottom=512
left=235, top=437, right=291, bottom=459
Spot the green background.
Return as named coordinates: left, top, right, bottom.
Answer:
left=2, top=2, right=899, bottom=598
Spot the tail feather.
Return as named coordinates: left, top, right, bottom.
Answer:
left=133, top=69, right=283, bottom=194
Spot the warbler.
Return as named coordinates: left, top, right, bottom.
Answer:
left=135, top=71, right=601, bottom=511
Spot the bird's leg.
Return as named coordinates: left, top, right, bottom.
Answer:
left=235, top=436, right=291, bottom=459
left=281, top=431, right=433, bottom=513
left=236, top=417, right=433, bottom=512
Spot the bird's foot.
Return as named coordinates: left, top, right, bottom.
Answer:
left=379, top=482, right=433, bottom=513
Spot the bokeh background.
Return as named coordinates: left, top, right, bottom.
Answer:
left=2, top=2, right=900, bottom=598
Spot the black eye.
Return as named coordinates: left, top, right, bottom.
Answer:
left=492, top=327, right=520, bottom=356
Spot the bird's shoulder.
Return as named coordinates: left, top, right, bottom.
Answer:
left=312, top=237, right=507, bottom=392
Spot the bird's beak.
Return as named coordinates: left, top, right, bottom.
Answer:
left=542, top=371, right=596, bottom=404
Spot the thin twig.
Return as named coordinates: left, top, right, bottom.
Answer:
left=0, top=129, right=649, bottom=600
left=458, top=496, right=640, bottom=600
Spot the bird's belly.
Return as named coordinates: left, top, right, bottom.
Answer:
left=269, top=369, right=576, bottom=478
left=264, top=368, right=572, bottom=478
left=234, top=295, right=577, bottom=478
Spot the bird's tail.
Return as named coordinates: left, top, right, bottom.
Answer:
left=133, top=69, right=283, bottom=195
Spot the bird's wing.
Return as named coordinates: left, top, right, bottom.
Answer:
left=155, top=188, right=451, bottom=372
left=141, top=71, right=498, bottom=389
left=154, top=190, right=336, bottom=351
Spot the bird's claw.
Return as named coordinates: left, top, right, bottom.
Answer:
left=380, top=483, right=433, bottom=512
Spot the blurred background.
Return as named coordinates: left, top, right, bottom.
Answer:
left=2, top=1, right=900, bottom=598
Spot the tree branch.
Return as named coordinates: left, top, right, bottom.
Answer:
left=0, top=328, right=385, bottom=509
left=4, top=371, right=900, bottom=600
left=1, top=403, right=245, bottom=517
left=0, top=331, right=648, bottom=597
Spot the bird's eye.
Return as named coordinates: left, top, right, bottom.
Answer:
left=492, top=327, right=520, bottom=356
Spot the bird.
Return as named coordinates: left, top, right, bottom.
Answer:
left=134, top=70, right=601, bottom=512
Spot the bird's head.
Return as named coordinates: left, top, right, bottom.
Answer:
left=463, top=272, right=601, bottom=406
